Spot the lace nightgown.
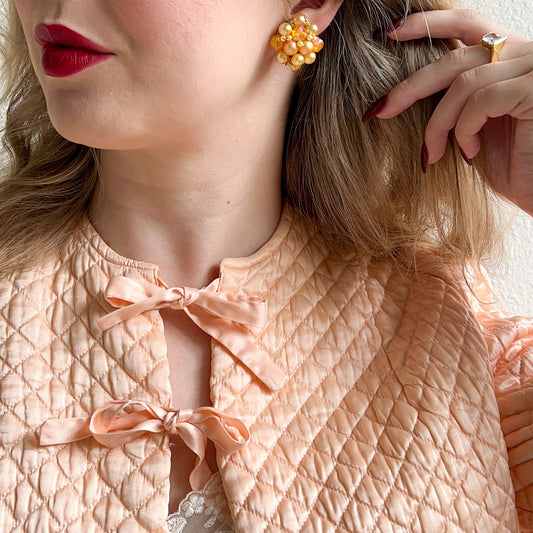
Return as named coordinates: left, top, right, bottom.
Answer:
left=166, top=473, right=234, bottom=533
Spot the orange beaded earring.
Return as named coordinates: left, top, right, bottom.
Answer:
left=270, top=12, right=324, bottom=72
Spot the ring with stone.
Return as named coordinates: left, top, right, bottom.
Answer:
left=481, top=32, right=507, bottom=63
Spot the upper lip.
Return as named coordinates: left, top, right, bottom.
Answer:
left=33, top=23, right=113, bottom=54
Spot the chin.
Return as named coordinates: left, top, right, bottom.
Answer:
left=48, top=115, right=140, bottom=150
left=43, top=93, right=126, bottom=148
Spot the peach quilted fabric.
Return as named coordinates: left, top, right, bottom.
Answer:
left=0, top=202, right=532, bottom=532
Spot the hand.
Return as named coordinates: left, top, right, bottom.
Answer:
left=369, top=9, right=533, bottom=216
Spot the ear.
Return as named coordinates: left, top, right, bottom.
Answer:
left=288, top=0, right=344, bottom=34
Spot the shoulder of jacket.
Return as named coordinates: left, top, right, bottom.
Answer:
left=0, top=231, right=85, bottom=308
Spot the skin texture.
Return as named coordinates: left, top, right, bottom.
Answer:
left=14, top=0, right=344, bottom=512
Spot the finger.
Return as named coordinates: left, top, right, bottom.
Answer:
left=385, top=9, right=525, bottom=46
left=455, top=72, right=533, bottom=159
left=425, top=56, right=533, bottom=164
left=376, top=42, right=533, bottom=119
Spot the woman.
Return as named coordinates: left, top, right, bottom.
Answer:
left=0, top=0, right=532, bottom=531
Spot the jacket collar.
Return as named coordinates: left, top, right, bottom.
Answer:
left=72, top=200, right=318, bottom=395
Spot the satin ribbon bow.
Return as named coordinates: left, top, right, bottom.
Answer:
left=39, top=400, right=249, bottom=491
left=96, top=276, right=285, bottom=390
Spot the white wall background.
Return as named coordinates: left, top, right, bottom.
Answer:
left=460, top=0, right=533, bottom=317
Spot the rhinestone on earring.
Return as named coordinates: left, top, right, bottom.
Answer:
left=270, top=12, right=324, bottom=72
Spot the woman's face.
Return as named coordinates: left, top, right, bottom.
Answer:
left=14, top=0, right=291, bottom=151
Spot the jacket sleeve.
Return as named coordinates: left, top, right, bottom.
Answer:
left=466, top=268, right=533, bottom=531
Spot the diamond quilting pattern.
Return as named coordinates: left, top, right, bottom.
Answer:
left=213, top=208, right=522, bottom=532
left=1, top=204, right=530, bottom=532
left=463, top=268, right=533, bottom=530
left=1, top=226, right=172, bottom=532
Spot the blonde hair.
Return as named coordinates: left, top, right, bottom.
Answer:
left=0, top=0, right=502, bottom=273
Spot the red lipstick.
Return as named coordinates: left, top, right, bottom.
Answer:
left=34, top=23, right=114, bottom=77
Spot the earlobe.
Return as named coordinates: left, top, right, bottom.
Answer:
left=290, top=0, right=344, bottom=34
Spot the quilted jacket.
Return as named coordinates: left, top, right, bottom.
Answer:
left=0, top=201, right=532, bottom=532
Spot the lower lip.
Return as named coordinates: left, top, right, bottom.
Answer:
left=42, top=44, right=113, bottom=77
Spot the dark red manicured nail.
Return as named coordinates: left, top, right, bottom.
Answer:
left=373, top=17, right=405, bottom=40
left=362, top=95, right=388, bottom=123
left=421, top=143, right=429, bottom=174
left=459, top=147, right=472, bottom=166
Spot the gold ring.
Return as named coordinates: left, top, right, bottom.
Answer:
left=481, top=32, right=507, bottom=63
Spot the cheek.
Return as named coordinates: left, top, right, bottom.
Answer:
left=111, top=0, right=253, bottom=59
left=112, top=1, right=249, bottom=92
left=13, top=0, right=47, bottom=87
left=111, top=0, right=214, bottom=41
left=13, top=0, right=33, bottom=18
left=13, top=0, right=35, bottom=38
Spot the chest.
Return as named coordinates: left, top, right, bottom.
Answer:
left=159, top=310, right=219, bottom=512
left=160, top=309, right=213, bottom=409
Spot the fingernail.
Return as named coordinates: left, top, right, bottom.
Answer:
left=421, top=143, right=429, bottom=174
left=362, top=95, right=388, bottom=123
left=459, top=147, right=472, bottom=166
left=373, top=17, right=405, bottom=40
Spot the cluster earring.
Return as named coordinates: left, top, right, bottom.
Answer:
left=270, top=12, right=324, bottom=72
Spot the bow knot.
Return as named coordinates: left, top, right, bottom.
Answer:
left=163, top=408, right=193, bottom=433
left=163, top=410, right=179, bottom=433
left=163, top=287, right=200, bottom=311
left=96, top=276, right=286, bottom=390
left=39, top=400, right=250, bottom=491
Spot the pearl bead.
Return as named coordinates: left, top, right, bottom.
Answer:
left=300, top=41, right=314, bottom=55
left=293, top=13, right=307, bottom=26
left=278, top=22, right=292, bottom=35
left=291, top=54, right=305, bottom=66
left=304, top=52, right=316, bottom=64
left=276, top=51, right=288, bottom=64
left=283, top=41, right=298, bottom=56
left=310, top=23, right=319, bottom=33
left=286, top=62, right=300, bottom=72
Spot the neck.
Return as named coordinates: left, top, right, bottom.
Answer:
left=88, top=120, right=285, bottom=288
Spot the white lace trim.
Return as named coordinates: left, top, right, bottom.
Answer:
left=166, top=472, right=234, bottom=533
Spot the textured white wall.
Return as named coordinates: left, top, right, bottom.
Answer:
left=459, top=0, right=533, bottom=317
